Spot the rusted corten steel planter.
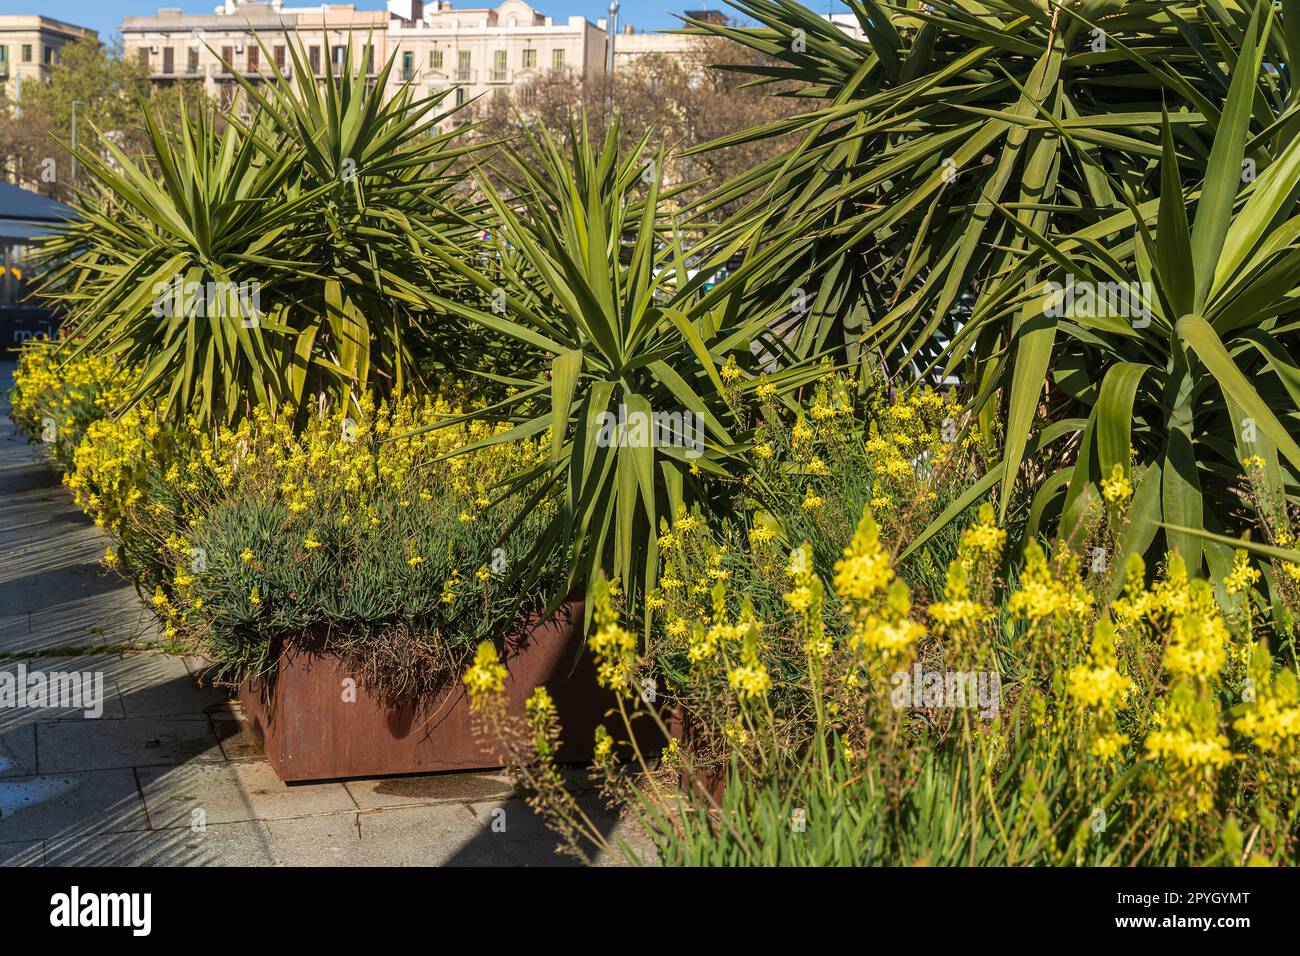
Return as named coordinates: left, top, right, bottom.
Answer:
left=239, top=599, right=616, bottom=783
left=670, top=704, right=729, bottom=804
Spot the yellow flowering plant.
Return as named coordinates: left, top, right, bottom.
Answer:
left=744, top=373, right=981, bottom=560
left=16, top=350, right=565, bottom=701
left=10, top=341, right=133, bottom=475
left=1236, top=455, right=1300, bottom=655
left=467, top=491, right=1300, bottom=866
left=23, top=337, right=1300, bottom=865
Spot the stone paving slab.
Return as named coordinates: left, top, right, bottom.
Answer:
left=37, top=716, right=224, bottom=774
left=0, top=572, right=157, bottom=655
left=0, top=648, right=612, bottom=866
left=465, top=799, right=576, bottom=866
left=115, top=653, right=233, bottom=719
left=0, top=839, right=44, bottom=866
left=138, top=761, right=356, bottom=828
left=0, top=373, right=158, bottom=655
left=0, top=654, right=130, bottom=723
left=264, top=803, right=561, bottom=867
left=263, top=811, right=364, bottom=866
left=344, top=771, right=516, bottom=811
left=599, top=819, right=659, bottom=867
left=467, top=798, right=658, bottom=867
left=357, top=804, right=513, bottom=866
left=45, top=821, right=277, bottom=867
left=0, top=723, right=37, bottom=779
left=209, top=712, right=265, bottom=761
left=0, top=768, right=149, bottom=841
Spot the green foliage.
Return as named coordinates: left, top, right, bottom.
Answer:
left=695, top=0, right=1300, bottom=574
left=405, top=115, right=820, bottom=613
left=30, top=359, right=562, bottom=698
left=34, top=34, right=484, bottom=425
left=186, top=487, right=556, bottom=698
left=966, top=5, right=1300, bottom=583
left=686, top=0, right=1290, bottom=376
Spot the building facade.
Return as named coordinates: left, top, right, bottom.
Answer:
left=611, top=27, right=700, bottom=70
left=120, top=3, right=389, bottom=104
left=0, top=16, right=98, bottom=105
left=120, top=0, right=613, bottom=107
left=118, top=2, right=864, bottom=108
left=386, top=0, right=605, bottom=108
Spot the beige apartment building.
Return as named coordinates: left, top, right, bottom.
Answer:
left=120, top=0, right=614, bottom=108
left=386, top=0, right=606, bottom=107
left=115, top=1, right=789, bottom=111
left=0, top=15, right=98, bottom=105
left=120, top=2, right=389, bottom=104
left=612, top=27, right=700, bottom=69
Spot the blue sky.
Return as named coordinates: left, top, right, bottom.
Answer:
left=0, top=1, right=852, bottom=45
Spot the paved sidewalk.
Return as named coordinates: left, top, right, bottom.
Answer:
left=0, top=361, right=650, bottom=866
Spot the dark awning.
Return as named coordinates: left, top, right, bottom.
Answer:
left=0, top=182, right=75, bottom=243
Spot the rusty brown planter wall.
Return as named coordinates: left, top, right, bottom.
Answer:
left=670, top=704, right=729, bottom=804
left=239, top=599, right=615, bottom=783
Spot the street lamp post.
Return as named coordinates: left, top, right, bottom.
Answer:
left=70, top=99, right=81, bottom=185
left=605, top=0, right=619, bottom=121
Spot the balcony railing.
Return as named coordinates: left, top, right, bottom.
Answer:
left=311, top=60, right=377, bottom=75
left=453, top=68, right=474, bottom=83
left=488, top=68, right=510, bottom=83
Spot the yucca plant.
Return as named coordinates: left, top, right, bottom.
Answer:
left=405, top=116, right=818, bottom=615
left=916, top=6, right=1300, bottom=583
left=693, top=0, right=1300, bottom=573
left=224, top=32, right=489, bottom=395
left=36, top=34, right=484, bottom=424
left=686, top=0, right=1300, bottom=385
left=35, top=104, right=316, bottom=422
left=977, top=7, right=1300, bottom=572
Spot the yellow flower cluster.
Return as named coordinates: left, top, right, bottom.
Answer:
left=746, top=374, right=966, bottom=545
left=1065, top=618, right=1134, bottom=760
left=206, top=391, right=545, bottom=518
left=1112, top=553, right=1238, bottom=686
left=11, top=344, right=132, bottom=457
left=727, top=659, right=772, bottom=701
left=1164, top=609, right=1230, bottom=682
left=60, top=378, right=552, bottom=625
left=1007, top=541, right=1093, bottom=624
left=834, top=509, right=925, bottom=664
left=1066, top=659, right=1132, bottom=709
left=958, top=503, right=1006, bottom=566
left=589, top=577, right=637, bottom=694
left=592, top=724, right=615, bottom=763
left=833, top=512, right=895, bottom=604
left=785, top=545, right=831, bottom=659
left=689, top=617, right=747, bottom=665
left=602, top=471, right=1298, bottom=847
left=928, top=561, right=988, bottom=629
left=1100, top=464, right=1133, bottom=504
left=724, top=602, right=772, bottom=702
left=463, top=640, right=509, bottom=706
left=1147, top=722, right=1232, bottom=769
left=1234, top=648, right=1300, bottom=753
left=1223, top=549, right=1261, bottom=595
left=1144, top=684, right=1233, bottom=819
